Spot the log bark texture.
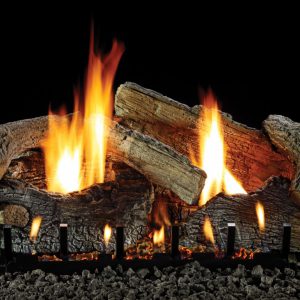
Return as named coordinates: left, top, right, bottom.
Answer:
left=0, top=116, right=206, bottom=204
left=115, top=82, right=295, bottom=194
left=181, top=176, right=300, bottom=252
left=263, top=115, right=300, bottom=206
left=0, top=156, right=152, bottom=254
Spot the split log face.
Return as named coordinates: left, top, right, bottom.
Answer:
left=4, top=150, right=47, bottom=190
left=181, top=176, right=300, bottom=252
left=115, top=82, right=295, bottom=193
left=263, top=115, right=300, bottom=206
left=0, top=152, right=152, bottom=254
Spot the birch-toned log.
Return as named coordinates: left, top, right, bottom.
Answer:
left=115, top=82, right=295, bottom=194
left=0, top=116, right=206, bottom=204
left=0, top=156, right=152, bottom=253
left=263, top=115, right=300, bottom=207
left=181, top=176, right=300, bottom=252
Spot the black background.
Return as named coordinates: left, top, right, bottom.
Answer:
left=1, top=5, right=299, bottom=127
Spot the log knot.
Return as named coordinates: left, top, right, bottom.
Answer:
left=0, top=204, right=29, bottom=227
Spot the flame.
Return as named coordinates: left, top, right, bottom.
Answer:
left=43, top=104, right=83, bottom=193
left=191, top=91, right=246, bottom=205
left=153, top=226, right=165, bottom=246
left=83, top=35, right=124, bottom=186
left=42, top=29, right=124, bottom=193
left=203, top=216, right=215, bottom=245
left=29, top=216, right=42, bottom=242
left=104, top=224, right=112, bottom=247
left=256, top=201, right=265, bottom=231
left=223, top=169, right=247, bottom=195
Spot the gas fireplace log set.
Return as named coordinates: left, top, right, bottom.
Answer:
left=0, top=81, right=300, bottom=255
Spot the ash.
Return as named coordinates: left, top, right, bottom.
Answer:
left=0, top=262, right=299, bottom=299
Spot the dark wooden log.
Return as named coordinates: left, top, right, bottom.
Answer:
left=0, top=115, right=206, bottom=204
left=115, top=82, right=295, bottom=194
left=0, top=153, right=152, bottom=254
left=263, top=115, right=300, bottom=206
left=181, top=176, right=300, bottom=252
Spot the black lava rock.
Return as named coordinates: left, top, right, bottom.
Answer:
left=0, top=262, right=299, bottom=299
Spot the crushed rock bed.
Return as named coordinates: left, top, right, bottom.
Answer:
left=0, top=262, right=299, bottom=299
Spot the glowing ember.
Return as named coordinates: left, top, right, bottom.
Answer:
left=29, top=216, right=42, bottom=242
left=70, top=251, right=99, bottom=261
left=104, top=224, right=112, bottom=247
left=43, top=29, right=124, bottom=193
left=256, top=201, right=265, bottom=231
left=38, top=254, right=62, bottom=262
left=203, top=216, right=215, bottom=245
left=190, top=91, right=246, bottom=205
left=179, top=246, right=193, bottom=260
left=153, top=226, right=165, bottom=246
left=125, top=236, right=155, bottom=260
left=232, top=248, right=260, bottom=260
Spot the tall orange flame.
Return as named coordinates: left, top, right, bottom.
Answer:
left=190, top=91, right=246, bottom=205
left=203, top=216, right=215, bottom=245
left=43, top=30, right=124, bottom=193
left=29, top=216, right=42, bottom=242
left=256, top=201, right=265, bottom=231
left=83, top=34, right=124, bottom=186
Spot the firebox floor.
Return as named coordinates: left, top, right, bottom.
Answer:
left=0, top=261, right=299, bottom=299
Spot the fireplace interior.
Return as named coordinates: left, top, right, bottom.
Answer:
left=1, top=80, right=300, bottom=298
left=1, top=29, right=300, bottom=299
